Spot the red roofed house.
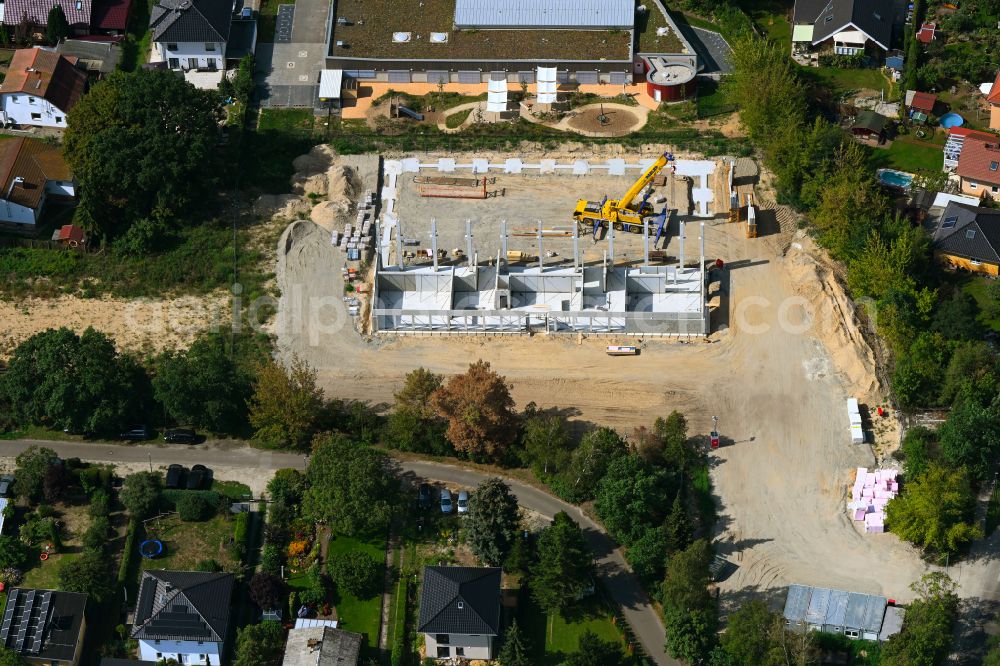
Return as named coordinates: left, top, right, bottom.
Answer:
left=52, top=224, right=86, bottom=246
left=957, top=136, right=1000, bottom=199
left=2, top=0, right=92, bottom=33
left=944, top=126, right=997, bottom=171
left=916, top=21, right=936, bottom=44
left=988, top=70, right=1000, bottom=131
left=0, top=47, right=87, bottom=129
left=908, top=91, right=937, bottom=116
left=0, top=137, right=76, bottom=234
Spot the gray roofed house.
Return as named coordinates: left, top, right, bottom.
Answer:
left=56, top=39, right=121, bottom=76
left=418, top=566, right=501, bottom=661
left=281, top=625, right=363, bottom=666
left=149, top=0, right=231, bottom=43
left=783, top=584, right=889, bottom=641
left=931, top=201, right=1000, bottom=274
left=131, top=570, right=234, bottom=665
left=792, top=0, right=894, bottom=55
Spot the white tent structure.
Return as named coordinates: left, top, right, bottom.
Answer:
left=487, top=78, right=509, bottom=112
left=536, top=66, right=558, bottom=104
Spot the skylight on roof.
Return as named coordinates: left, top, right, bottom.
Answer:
left=991, top=161, right=999, bottom=171
left=966, top=229, right=977, bottom=239
left=942, top=216, right=958, bottom=228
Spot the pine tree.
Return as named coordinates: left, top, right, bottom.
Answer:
left=46, top=5, right=70, bottom=45
left=665, top=489, right=692, bottom=553
left=497, top=619, right=532, bottom=666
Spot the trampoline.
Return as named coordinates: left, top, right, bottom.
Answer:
left=939, top=113, right=964, bottom=128
left=140, top=539, right=164, bottom=558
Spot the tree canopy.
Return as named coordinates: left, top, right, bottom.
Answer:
left=558, top=630, right=625, bottom=666
left=530, top=512, right=594, bottom=614
left=57, top=549, right=113, bottom=603
left=522, top=412, right=574, bottom=480
left=886, top=463, right=981, bottom=555
left=937, top=393, right=1000, bottom=481
left=46, top=5, right=69, bottom=44
left=121, top=471, right=162, bottom=519
left=64, top=69, right=222, bottom=239
left=232, top=621, right=285, bottom=666
left=466, top=477, right=521, bottom=567
left=248, top=357, right=326, bottom=450
left=1, top=327, right=146, bottom=433
left=662, top=539, right=716, bottom=663
left=431, top=360, right=518, bottom=462
left=595, top=454, right=673, bottom=546
left=557, top=427, right=628, bottom=503
left=881, top=573, right=958, bottom=666
left=497, top=618, right=532, bottom=666
left=12, top=446, right=57, bottom=502
left=303, top=434, right=398, bottom=535
left=153, top=333, right=254, bottom=435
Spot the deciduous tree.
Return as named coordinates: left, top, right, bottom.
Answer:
left=530, top=512, right=594, bottom=615
left=557, top=427, right=628, bottom=503
left=886, top=464, right=981, bottom=554
left=303, top=434, right=398, bottom=535
left=595, top=454, right=672, bottom=546
left=625, top=525, right=669, bottom=586
left=121, top=471, right=161, bottom=519
left=232, top=620, right=285, bottom=666
left=153, top=334, right=253, bottom=435
left=57, top=549, right=112, bottom=602
left=12, top=446, right=57, bottom=502
left=1, top=328, right=146, bottom=434
left=523, top=413, right=573, bottom=479
left=662, top=539, right=716, bottom=663
left=466, top=477, right=520, bottom=567
left=248, top=357, right=325, bottom=450
left=881, top=573, right=958, bottom=666
left=249, top=572, right=286, bottom=610
left=327, top=552, right=381, bottom=599
left=937, top=393, right=1000, bottom=481
left=431, top=360, right=518, bottom=462
left=64, top=69, right=222, bottom=239
left=719, top=599, right=775, bottom=663
left=558, top=630, right=624, bottom=666
left=395, top=367, right=443, bottom=419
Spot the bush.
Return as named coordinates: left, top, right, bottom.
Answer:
left=0, top=536, right=31, bottom=570
left=260, top=543, right=283, bottom=575
left=327, top=551, right=382, bottom=599
left=177, top=493, right=215, bottom=521
left=82, top=516, right=112, bottom=552
left=20, top=513, right=61, bottom=548
left=89, top=490, right=111, bottom=518
left=36, top=504, right=56, bottom=518
left=229, top=512, right=250, bottom=562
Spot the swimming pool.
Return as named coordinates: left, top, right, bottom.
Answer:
left=877, top=168, right=914, bottom=188
left=940, top=113, right=964, bottom=129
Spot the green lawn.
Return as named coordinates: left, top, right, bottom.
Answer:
left=871, top=138, right=943, bottom=174
left=119, top=0, right=154, bottom=71
left=325, top=534, right=386, bottom=648
left=141, top=513, right=238, bottom=571
left=258, top=108, right=316, bottom=132
left=961, top=276, right=1000, bottom=333
left=809, top=66, right=894, bottom=95
left=697, top=78, right=735, bottom=119
left=445, top=108, right=473, bottom=129
left=520, top=594, right=625, bottom=660
left=257, top=0, right=294, bottom=42
left=211, top=479, right=252, bottom=500
left=22, top=552, right=80, bottom=590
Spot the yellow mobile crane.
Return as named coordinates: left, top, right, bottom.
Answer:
left=572, top=152, right=673, bottom=235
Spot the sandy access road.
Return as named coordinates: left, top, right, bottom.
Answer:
left=268, top=163, right=959, bottom=612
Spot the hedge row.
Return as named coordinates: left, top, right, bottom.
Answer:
left=117, top=517, right=141, bottom=585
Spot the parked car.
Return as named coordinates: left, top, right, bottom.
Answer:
left=165, top=464, right=186, bottom=489
left=187, top=464, right=210, bottom=490
left=440, top=489, right=453, bottom=514
left=120, top=425, right=152, bottom=441
left=164, top=428, right=197, bottom=444
left=457, top=490, right=470, bottom=514
left=418, top=483, right=433, bottom=510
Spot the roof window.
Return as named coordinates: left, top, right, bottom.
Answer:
left=991, top=161, right=999, bottom=171
left=966, top=229, right=976, bottom=239
left=824, top=14, right=833, bottom=22
left=942, top=216, right=957, bottom=228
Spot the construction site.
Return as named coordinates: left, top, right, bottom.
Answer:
left=360, top=152, right=750, bottom=335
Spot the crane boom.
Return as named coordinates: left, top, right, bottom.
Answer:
left=572, top=152, right=673, bottom=234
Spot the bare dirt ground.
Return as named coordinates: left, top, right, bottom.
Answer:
left=266, top=148, right=983, bottom=610
left=0, top=293, right=229, bottom=359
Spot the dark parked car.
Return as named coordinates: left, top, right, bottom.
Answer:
left=120, top=425, right=152, bottom=441
left=187, top=464, right=210, bottom=490
left=418, top=483, right=433, bottom=510
left=165, top=464, right=186, bottom=489
left=164, top=428, right=197, bottom=444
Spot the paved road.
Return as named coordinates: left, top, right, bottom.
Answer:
left=0, top=440, right=674, bottom=665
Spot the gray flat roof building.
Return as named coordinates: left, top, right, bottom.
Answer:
left=783, top=584, right=892, bottom=641
left=454, top=0, right=634, bottom=30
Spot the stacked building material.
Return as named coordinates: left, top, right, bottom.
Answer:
left=848, top=467, right=899, bottom=533
left=847, top=398, right=863, bottom=443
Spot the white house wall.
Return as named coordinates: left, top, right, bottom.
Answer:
left=0, top=93, right=69, bottom=128
left=138, top=638, right=222, bottom=664
left=0, top=199, right=39, bottom=226
left=423, top=633, right=493, bottom=660
left=153, top=41, right=225, bottom=71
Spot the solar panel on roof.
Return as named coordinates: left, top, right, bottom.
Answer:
left=30, top=592, right=52, bottom=654
left=14, top=591, right=36, bottom=652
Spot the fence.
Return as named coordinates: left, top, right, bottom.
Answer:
left=0, top=236, right=92, bottom=252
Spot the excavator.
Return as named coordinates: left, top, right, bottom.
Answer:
left=572, top=152, right=673, bottom=236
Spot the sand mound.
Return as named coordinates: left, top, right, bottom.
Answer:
left=291, top=144, right=336, bottom=177
left=256, top=194, right=311, bottom=219
left=785, top=243, right=879, bottom=397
